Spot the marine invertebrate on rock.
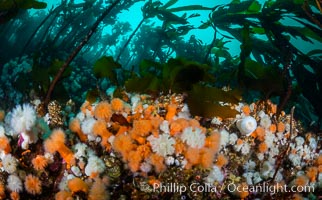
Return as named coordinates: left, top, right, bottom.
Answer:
left=68, top=177, right=89, bottom=194
left=43, top=129, right=75, bottom=165
left=88, top=178, right=109, bottom=200
left=204, top=131, right=221, bottom=152
left=184, top=147, right=200, bottom=168
left=258, top=142, right=268, bottom=153
left=199, top=148, right=215, bottom=168
left=84, top=156, right=106, bottom=177
left=180, top=126, right=205, bottom=149
left=2, top=154, right=18, bottom=174
left=47, top=100, right=64, bottom=128
left=306, top=166, right=318, bottom=182
left=204, top=165, right=224, bottom=184
left=92, top=120, right=112, bottom=149
left=128, top=150, right=143, bottom=172
left=10, top=103, right=36, bottom=135
left=0, top=182, right=5, bottom=199
left=80, top=117, right=96, bottom=141
left=165, top=104, right=177, bottom=121
left=216, top=154, right=228, bottom=168
left=111, top=98, right=124, bottom=112
left=55, top=191, right=72, bottom=200
left=147, top=133, right=175, bottom=157
left=32, top=155, right=48, bottom=171
left=294, top=175, right=309, bottom=187
left=0, top=136, right=11, bottom=153
left=132, top=119, right=152, bottom=137
left=10, top=191, right=19, bottom=200
left=149, top=153, right=166, bottom=173
left=7, top=175, right=23, bottom=193
left=94, top=101, right=112, bottom=122
left=69, top=118, right=87, bottom=142
left=24, top=174, right=42, bottom=195
left=236, top=116, right=257, bottom=136
left=113, top=133, right=136, bottom=160
left=232, top=182, right=249, bottom=199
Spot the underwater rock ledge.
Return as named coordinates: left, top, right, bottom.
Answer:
left=0, top=91, right=320, bottom=200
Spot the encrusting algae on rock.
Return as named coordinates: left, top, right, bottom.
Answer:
left=0, top=91, right=320, bottom=199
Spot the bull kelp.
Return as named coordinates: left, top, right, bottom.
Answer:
left=0, top=0, right=321, bottom=199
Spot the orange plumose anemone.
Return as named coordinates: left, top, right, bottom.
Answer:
left=0, top=182, right=5, bottom=199
left=174, top=139, right=186, bottom=154
left=111, top=98, right=124, bottom=112
left=233, top=182, right=249, bottom=199
left=204, top=131, right=221, bottom=152
left=306, top=167, right=318, bottom=182
left=24, top=174, right=42, bottom=195
left=143, top=105, right=155, bottom=118
left=68, top=177, right=89, bottom=194
left=137, top=144, right=152, bottom=160
left=269, top=124, right=276, bottom=133
left=185, top=147, right=200, bottom=168
left=237, top=138, right=244, bottom=146
left=0, top=136, right=11, bottom=153
left=10, top=192, right=19, bottom=200
left=113, top=134, right=136, bottom=161
left=55, top=191, right=73, bottom=200
left=166, top=104, right=177, bottom=121
left=258, top=142, right=268, bottom=153
left=44, top=129, right=75, bottom=166
left=32, top=155, right=48, bottom=171
left=80, top=101, right=93, bottom=115
left=200, top=148, right=215, bottom=168
left=277, top=122, right=285, bottom=132
left=94, top=101, right=112, bottom=122
left=170, top=118, right=189, bottom=136
left=294, top=175, right=309, bottom=187
left=292, top=193, right=304, bottom=200
left=254, top=126, right=265, bottom=141
left=69, top=118, right=87, bottom=142
left=216, top=154, right=228, bottom=168
left=242, top=105, right=251, bottom=116
left=88, top=178, right=109, bottom=200
left=149, top=153, right=166, bottom=173
left=92, top=120, right=112, bottom=148
left=132, top=120, right=152, bottom=137
left=43, top=129, right=65, bottom=154
left=128, top=150, right=143, bottom=172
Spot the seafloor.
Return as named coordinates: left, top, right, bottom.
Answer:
left=0, top=93, right=320, bottom=199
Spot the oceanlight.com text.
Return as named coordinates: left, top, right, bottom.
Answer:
left=227, top=182, right=315, bottom=194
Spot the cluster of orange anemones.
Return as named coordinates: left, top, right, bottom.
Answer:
left=31, top=155, right=48, bottom=171
left=24, top=174, right=42, bottom=195
left=43, top=129, right=75, bottom=166
left=108, top=97, right=226, bottom=174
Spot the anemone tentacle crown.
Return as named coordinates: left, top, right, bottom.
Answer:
left=237, top=116, right=257, bottom=136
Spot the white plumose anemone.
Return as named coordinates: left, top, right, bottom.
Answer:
left=236, top=116, right=257, bottom=136
left=7, top=174, right=23, bottom=192
left=181, top=127, right=205, bottom=149
left=2, top=154, right=18, bottom=174
left=85, top=156, right=106, bottom=177
left=10, top=103, right=36, bottom=135
left=147, top=133, right=175, bottom=157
